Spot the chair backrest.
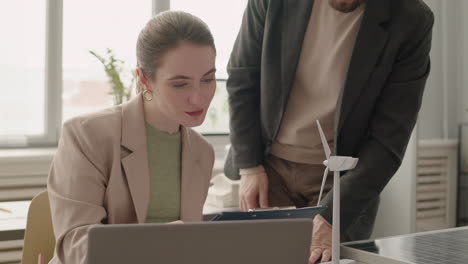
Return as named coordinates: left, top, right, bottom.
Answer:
left=22, top=191, right=55, bottom=264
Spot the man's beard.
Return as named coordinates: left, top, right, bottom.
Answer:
left=328, top=0, right=368, bottom=13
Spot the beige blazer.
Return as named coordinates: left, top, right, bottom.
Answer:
left=47, top=95, right=214, bottom=264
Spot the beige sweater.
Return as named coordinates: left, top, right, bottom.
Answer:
left=271, top=0, right=365, bottom=164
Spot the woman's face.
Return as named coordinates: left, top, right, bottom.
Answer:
left=146, top=43, right=216, bottom=128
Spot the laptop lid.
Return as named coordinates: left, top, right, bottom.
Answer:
left=87, top=219, right=312, bottom=264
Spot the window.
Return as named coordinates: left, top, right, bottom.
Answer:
left=0, top=0, right=46, bottom=146
left=171, top=0, right=248, bottom=134
left=1, top=0, right=247, bottom=148
left=62, top=0, right=151, bottom=122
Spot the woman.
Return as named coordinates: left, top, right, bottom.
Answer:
left=47, top=11, right=216, bottom=263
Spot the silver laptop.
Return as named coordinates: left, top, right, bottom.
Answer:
left=87, top=219, right=312, bottom=264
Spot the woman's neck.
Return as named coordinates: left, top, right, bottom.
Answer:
left=143, top=100, right=180, bottom=134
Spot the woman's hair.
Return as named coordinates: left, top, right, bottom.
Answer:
left=135, top=11, right=216, bottom=93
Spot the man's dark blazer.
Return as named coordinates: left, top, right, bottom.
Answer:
left=224, top=0, right=434, bottom=239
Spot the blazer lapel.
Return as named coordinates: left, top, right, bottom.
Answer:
left=120, top=95, right=150, bottom=223
left=179, top=127, right=203, bottom=221
left=336, top=0, right=391, bottom=133
left=281, top=0, right=314, bottom=104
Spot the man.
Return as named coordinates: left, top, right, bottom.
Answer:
left=225, top=0, right=434, bottom=263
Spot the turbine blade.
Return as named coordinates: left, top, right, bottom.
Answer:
left=317, top=166, right=329, bottom=206
left=316, top=120, right=331, bottom=159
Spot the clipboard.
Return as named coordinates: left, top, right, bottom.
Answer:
left=210, top=206, right=326, bottom=221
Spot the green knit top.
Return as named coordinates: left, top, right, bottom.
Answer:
left=145, top=123, right=181, bottom=223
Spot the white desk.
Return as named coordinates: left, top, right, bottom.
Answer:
left=0, top=201, right=30, bottom=263
left=342, top=226, right=468, bottom=264
left=0, top=201, right=29, bottom=241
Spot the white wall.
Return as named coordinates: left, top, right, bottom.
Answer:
left=372, top=0, right=468, bottom=238
left=419, top=0, right=468, bottom=140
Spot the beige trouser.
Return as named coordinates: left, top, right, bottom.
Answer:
left=264, top=154, right=333, bottom=208
left=264, top=154, right=380, bottom=242
left=264, top=154, right=351, bottom=242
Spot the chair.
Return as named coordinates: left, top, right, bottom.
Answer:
left=22, top=191, right=55, bottom=264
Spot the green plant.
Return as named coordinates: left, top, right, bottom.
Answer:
left=89, top=48, right=134, bottom=105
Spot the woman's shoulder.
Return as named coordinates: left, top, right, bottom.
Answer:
left=59, top=106, right=124, bottom=171
left=63, top=106, right=122, bottom=135
left=60, top=106, right=123, bottom=156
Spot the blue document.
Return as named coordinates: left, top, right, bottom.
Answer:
left=210, top=206, right=326, bottom=221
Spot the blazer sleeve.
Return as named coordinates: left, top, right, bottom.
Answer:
left=227, top=0, right=269, bottom=169
left=320, top=9, right=435, bottom=233
left=47, top=119, right=108, bottom=264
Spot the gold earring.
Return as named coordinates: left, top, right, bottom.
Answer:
left=142, top=90, right=153, bottom=101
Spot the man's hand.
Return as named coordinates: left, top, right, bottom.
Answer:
left=239, top=165, right=269, bottom=211
left=309, top=215, right=333, bottom=263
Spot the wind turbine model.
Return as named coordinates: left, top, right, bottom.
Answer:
left=316, top=120, right=358, bottom=264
